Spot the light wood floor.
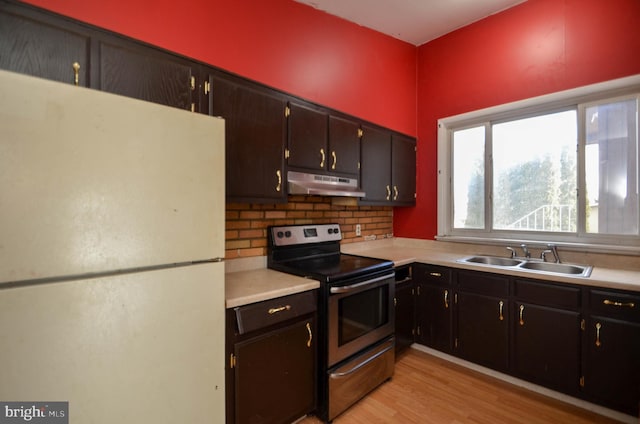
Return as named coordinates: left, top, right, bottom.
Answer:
left=299, top=348, right=627, bottom=424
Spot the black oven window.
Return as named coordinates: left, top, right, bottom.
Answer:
left=338, top=285, right=389, bottom=345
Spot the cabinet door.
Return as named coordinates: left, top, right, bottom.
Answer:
left=288, top=102, right=328, bottom=172
left=391, top=134, right=416, bottom=205
left=394, top=280, right=415, bottom=354
left=456, top=292, right=509, bottom=371
left=513, top=303, right=581, bottom=393
left=328, top=115, right=360, bottom=176
left=210, top=75, right=287, bottom=203
left=416, top=283, right=452, bottom=352
left=584, top=316, right=640, bottom=416
left=0, top=7, right=90, bottom=86
left=235, top=318, right=316, bottom=424
left=360, top=125, right=392, bottom=204
left=97, top=41, right=195, bottom=110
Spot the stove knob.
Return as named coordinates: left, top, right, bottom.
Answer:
left=327, top=228, right=333, bottom=234
left=276, top=231, right=284, bottom=238
left=334, top=227, right=340, bottom=234
left=285, top=231, right=292, bottom=238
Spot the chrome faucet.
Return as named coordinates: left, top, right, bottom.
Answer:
left=541, top=244, right=561, bottom=263
left=506, top=246, right=517, bottom=258
left=520, top=244, right=531, bottom=258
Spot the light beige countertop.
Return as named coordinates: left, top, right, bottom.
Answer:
left=225, top=260, right=319, bottom=308
left=225, top=238, right=640, bottom=308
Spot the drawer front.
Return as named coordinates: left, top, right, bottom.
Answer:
left=417, top=264, right=451, bottom=287
left=457, top=270, right=509, bottom=296
left=590, top=289, right=640, bottom=323
left=235, top=290, right=317, bottom=335
left=514, top=279, right=581, bottom=310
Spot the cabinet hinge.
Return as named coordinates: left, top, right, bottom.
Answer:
left=357, top=128, right=363, bottom=138
left=416, top=325, right=421, bottom=336
left=204, top=81, right=211, bottom=95
left=454, top=338, right=459, bottom=349
left=454, top=293, right=458, bottom=304
left=394, top=297, right=397, bottom=307
left=411, top=288, right=415, bottom=296
left=190, top=76, right=196, bottom=91
left=411, top=328, right=415, bottom=336
left=416, top=286, right=421, bottom=296
left=285, top=106, right=291, bottom=118
left=285, top=149, right=290, bottom=159
left=230, top=353, right=236, bottom=369
left=358, top=161, right=360, bottom=170
left=580, top=376, right=585, bottom=387
left=580, top=319, right=586, bottom=331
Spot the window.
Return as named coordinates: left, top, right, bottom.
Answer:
left=438, top=76, right=640, bottom=251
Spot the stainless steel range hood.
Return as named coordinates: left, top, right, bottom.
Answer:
left=288, top=171, right=366, bottom=197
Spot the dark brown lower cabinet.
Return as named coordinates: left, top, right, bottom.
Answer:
left=394, top=265, right=415, bottom=355
left=416, top=283, right=452, bottom=352
left=455, top=291, right=509, bottom=372
left=234, top=318, right=316, bottom=424
left=582, top=289, right=640, bottom=416
left=513, top=303, right=581, bottom=393
left=227, top=290, right=317, bottom=424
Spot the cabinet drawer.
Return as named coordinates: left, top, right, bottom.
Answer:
left=234, top=290, right=317, bottom=335
left=457, top=270, right=509, bottom=296
left=417, top=264, right=451, bottom=286
left=514, top=279, right=581, bottom=310
left=589, top=289, right=640, bottom=322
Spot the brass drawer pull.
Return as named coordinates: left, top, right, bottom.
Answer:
left=331, top=151, right=337, bottom=170
left=72, top=62, right=80, bottom=86
left=306, top=322, right=313, bottom=348
left=386, top=185, right=391, bottom=200
left=519, top=304, right=525, bottom=326
left=603, top=299, right=635, bottom=308
left=320, top=148, right=326, bottom=168
left=444, top=290, right=449, bottom=309
left=595, top=322, right=602, bottom=347
left=498, top=301, right=504, bottom=321
left=275, top=169, right=282, bottom=192
left=429, top=272, right=442, bottom=278
left=268, top=305, right=291, bottom=314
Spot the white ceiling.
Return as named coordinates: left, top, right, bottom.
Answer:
left=293, top=0, right=527, bottom=46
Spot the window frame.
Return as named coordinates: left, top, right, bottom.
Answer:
left=437, top=75, right=640, bottom=253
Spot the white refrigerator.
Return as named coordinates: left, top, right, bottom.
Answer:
left=0, top=70, right=226, bottom=423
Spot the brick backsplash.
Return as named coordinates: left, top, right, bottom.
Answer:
left=225, top=196, right=393, bottom=259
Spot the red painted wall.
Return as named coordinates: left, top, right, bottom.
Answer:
left=21, top=0, right=417, bottom=136
left=394, top=0, right=640, bottom=240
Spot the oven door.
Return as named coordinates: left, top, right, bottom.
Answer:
left=327, top=270, right=395, bottom=366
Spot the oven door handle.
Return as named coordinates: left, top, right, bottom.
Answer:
left=329, top=273, right=392, bottom=294
left=329, top=343, right=394, bottom=378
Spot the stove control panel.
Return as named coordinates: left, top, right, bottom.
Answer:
left=270, top=223, right=342, bottom=246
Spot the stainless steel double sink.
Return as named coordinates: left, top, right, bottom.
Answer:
left=457, top=255, right=592, bottom=277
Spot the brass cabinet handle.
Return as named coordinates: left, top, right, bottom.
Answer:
left=320, top=148, right=325, bottom=168
left=595, top=322, right=602, bottom=347
left=268, top=305, right=291, bottom=314
left=444, top=290, right=449, bottom=309
left=331, top=150, right=337, bottom=170
left=72, top=62, right=80, bottom=86
left=275, top=169, right=282, bottom=192
left=603, top=299, right=635, bottom=308
left=393, top=185, right=399, bottom=201
left=306, top=322, right=313, bottom=348
left=498, top=301, right=504, bottom=321
left=386, top=185, right=391, bottom=200
left=519, top=304, right=525, bottom=326
left=429, top=272, right=442, bottom=278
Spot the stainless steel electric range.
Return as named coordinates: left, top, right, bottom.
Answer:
left=267, top=223, right=395, bottom=422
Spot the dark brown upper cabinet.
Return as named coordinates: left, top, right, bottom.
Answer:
left=287, top=102, right=360, bottom=178
left=0, top=3, right=90, bottom=87
left=360, top=125, right=416, bottom=206
left=209, top=73, right=287, bottom=203
left=96, top=40, right=196, bottom=111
